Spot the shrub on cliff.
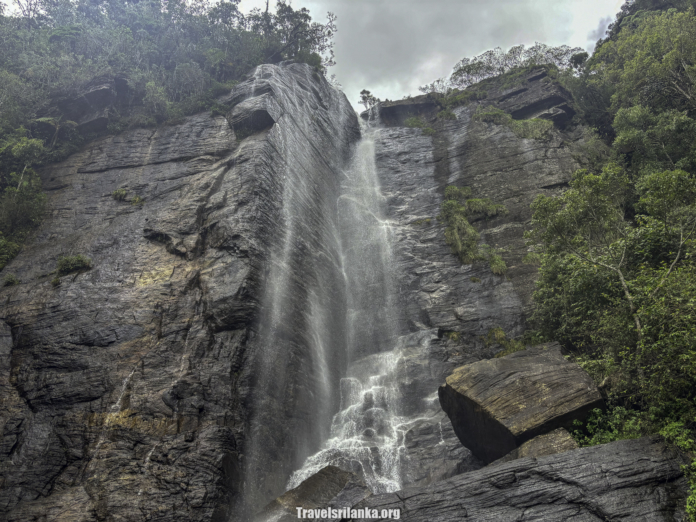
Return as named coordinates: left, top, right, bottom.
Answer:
left=438, top=186, right=508, bottom=274
left=404, top=116, right=435, bottom=135
left=56, top=255, right=92, bottom=276
left=473, top=106, right=553, bottom=140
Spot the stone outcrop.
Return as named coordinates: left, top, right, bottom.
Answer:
left=254, top=465, right=371, bottom=522
left=352, top=437, right=689, bottom=521
left=489, top=428, right=578, bottom=466
left=493, top=68, right=576, bottom=126
left=373, top=67, right=587, bottom=359
left=438, top=343, right=604, bottom=463
left=0, top=62, right=359, bottom=521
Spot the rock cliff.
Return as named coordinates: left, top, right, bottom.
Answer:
left=0, top=62, right=687, bottom=522
left=353, top=436, right=689, bottom=521
left=348, top=68, right=593, bottom=491
left=0, top=62, right=359, bottom=521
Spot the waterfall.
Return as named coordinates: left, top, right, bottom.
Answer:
left=239, top=65, right=356, bottom=516
left=285, top=112, right=429, bottom=494
left=339, top=113, right=400, bottom=360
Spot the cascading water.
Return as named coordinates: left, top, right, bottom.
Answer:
left=338, top=110, right=401, bottom=361
left=239, top=66, right=355, bottom=516
left=286, top=332, right=439, bottom=494
left=244, top=88, right=465, bottom=519
left=285, top=110, right=431, bottom=494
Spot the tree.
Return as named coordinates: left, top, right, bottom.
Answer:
left=526, top=164, right=640, bottom=334
left=420, top=42, right=585, bottom=94
left=591, top=8, right=696, bottom=112
left=359, top=89, right=379, bottom=111
left=613, top=105, right=696, bottom=175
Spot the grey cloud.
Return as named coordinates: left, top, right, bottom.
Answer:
left=587, top=16, right=613, bottom=51
left=301, top=0, right=593, bottom=109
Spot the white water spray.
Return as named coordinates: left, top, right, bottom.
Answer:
left=287, top=112, right=424, bottom=494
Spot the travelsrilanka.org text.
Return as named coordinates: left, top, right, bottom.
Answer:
left=296, top=507, right=401, bottom=519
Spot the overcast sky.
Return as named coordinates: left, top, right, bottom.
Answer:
left=2, top=0, right=626, bottom=110
left=239, top=0, right=624, bottom=109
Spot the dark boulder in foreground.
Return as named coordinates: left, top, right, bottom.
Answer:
left=439, top=342, right=604, bottom=463
left=352, top=437, right=688, bottom=521
left=254, top=465, right=371, bottom=522
left=489, top=427, right=578, bottom=466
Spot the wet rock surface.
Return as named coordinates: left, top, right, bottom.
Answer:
left=489, top=427, right=578, bottom=466
left=0, top=62, right=358, bottom=521
left=375, top=69, right=585, bottom=352
left=355, top=71, right=589, bottom=484
left=353, top=437, right=689, bottom=521
left=439, top=343, right=604, bottom=463
left=254, top=465, right=371, bottom=522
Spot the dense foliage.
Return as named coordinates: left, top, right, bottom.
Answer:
left=521, top=3, right=696, bottom=515
left=0, top=0, right=336, bottom=271
left=438, top=186, right=508, bottom=274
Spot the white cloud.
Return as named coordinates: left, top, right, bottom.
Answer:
left=238, top=0, right=624, bottom=109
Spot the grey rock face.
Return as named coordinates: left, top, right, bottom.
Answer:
left=0, top=62, right=359, bottom=521
left=255, top=465, right=371, bottom=522
left=353, top=437, right=689, bottom=521
left=439, top=343, right=604, bottom=463
left=374, top=69, right=585, bottom=352
left=489, top=427, right=578, bottom=466
left=361, top=69, right=590, bottom=484
left=0, top=58, right=676, bottom=521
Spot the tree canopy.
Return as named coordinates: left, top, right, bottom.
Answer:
left=523, top=6, right=696, bottom=514
left=419, top=42, right=584, bottom=94
left=0, top=0, right=337, bottom=271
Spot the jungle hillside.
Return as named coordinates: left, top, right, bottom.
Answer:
left=0, top=0, right=336, bottom=274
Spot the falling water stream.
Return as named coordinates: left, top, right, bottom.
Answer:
left=285, top=112, right=421, bottom=494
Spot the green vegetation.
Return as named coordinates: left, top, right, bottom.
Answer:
left=0, top=141, right=47, bottom=270
left=56, top=255, right=92, bottom=276
left=428, top=88, right=488, bottom=114
left=473, top=106, right=553, bottom=140
left=2, top=273, right=19, bottom=286
left=482, top=327, right=527, bottom=358
left=130, top=195, right=144, bottom=206
left=438, top=186, right=508, bottom=274
left=514, top=4, right=696, bottom=515
left=443, top=331, right=461, bottom=342
left=437, top=110, right=456, bottom=120
left=469, top=276, right=481, bottom=283
left=404, top=116, right=435, bottom=136
left=112, top=188, right=128, bottom=201
left=0, top=0, right=336, bottom=271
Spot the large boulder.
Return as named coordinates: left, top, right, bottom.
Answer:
left=254, top=466, right=371, bottom=522
left=439, top=342, right=604, bottom=463
left=489, top=427, right=578, bottom=466
left=351, top=437, right=689, bottom=521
